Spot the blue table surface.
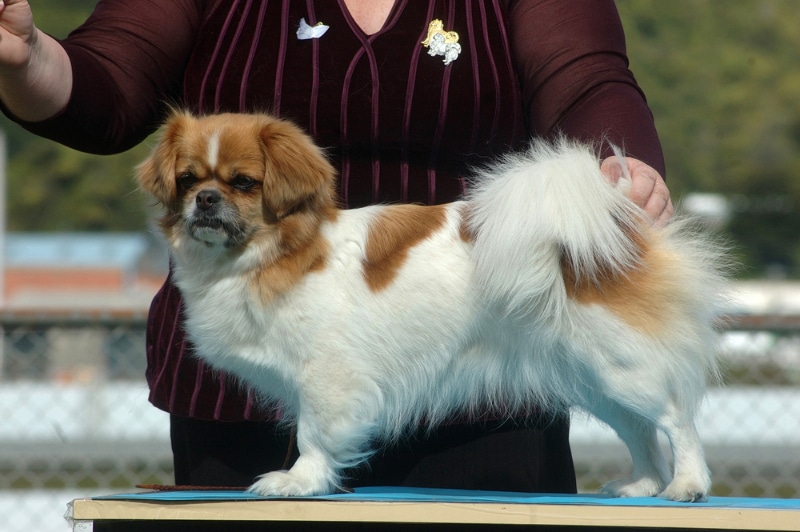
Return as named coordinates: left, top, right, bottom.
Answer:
left=94, top=487, right=800, bottom=510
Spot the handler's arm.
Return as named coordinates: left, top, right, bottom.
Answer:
left=0, top=0, right=202, bottom=155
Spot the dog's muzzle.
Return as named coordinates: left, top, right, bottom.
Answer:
left=186, top=189, right=246, bottom=248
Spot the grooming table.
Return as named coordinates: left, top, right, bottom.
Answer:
left=67, top=487, right=800, bottom=531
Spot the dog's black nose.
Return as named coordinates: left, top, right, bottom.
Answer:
left=196, top=190, right=221, bottom=210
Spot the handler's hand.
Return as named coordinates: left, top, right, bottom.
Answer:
left=0, top=0, right=72, bottom=122
left=0, top=0, right=36, bottom=71
left=601, top=156, right=673, bottom=227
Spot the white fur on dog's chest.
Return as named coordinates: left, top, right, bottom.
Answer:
left=177, top=274, right=301, bottom=368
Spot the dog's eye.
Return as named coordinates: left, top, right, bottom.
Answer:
left=231, top=175, right=257, bottom=191
left=177, top=172, right=197, bottom=191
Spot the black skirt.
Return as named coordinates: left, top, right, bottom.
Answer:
left=169, top=413, right=577, bottom=494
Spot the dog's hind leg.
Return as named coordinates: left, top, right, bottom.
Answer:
left=655, top=403, right=711, bottom=502
left=587, top=393, right=710, bottom=502
left=586, top=398, right=672, bottom=498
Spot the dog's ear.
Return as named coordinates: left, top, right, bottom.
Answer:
left=136, top=110, right=194, bottom=207
left=258, top=117, right=336, bottom=218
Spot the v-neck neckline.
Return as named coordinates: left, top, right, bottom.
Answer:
left=338, top=0, right=402, bottom=40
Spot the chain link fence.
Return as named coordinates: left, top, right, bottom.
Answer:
left=2, top=311, right=799, bottom=531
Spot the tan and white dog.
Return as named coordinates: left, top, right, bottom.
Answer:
left=137, top=110, right=727, bottom=501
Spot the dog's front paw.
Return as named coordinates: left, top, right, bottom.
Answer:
left=249, top=469, right=334, bottom=497
left=600, top=476, right=665, bottom=498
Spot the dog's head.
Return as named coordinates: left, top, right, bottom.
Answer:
left=137, top=110, right=337, bottom=253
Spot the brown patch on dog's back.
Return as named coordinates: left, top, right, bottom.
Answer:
left=363, top=204, right=448, bottom=292
left=562, top=229, right=679, bottom=335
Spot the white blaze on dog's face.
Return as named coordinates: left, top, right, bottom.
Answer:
left=137, top=111, right=338, bottom=252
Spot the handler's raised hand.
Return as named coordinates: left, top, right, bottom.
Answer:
left=0, top=0, right=72, bottom=121
left=0, top=0, right=36, bottom=71
left=601, top=156, right=674, bottom=227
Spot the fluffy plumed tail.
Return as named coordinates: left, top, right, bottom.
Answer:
left=466, top=139, right=644, bottom=313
